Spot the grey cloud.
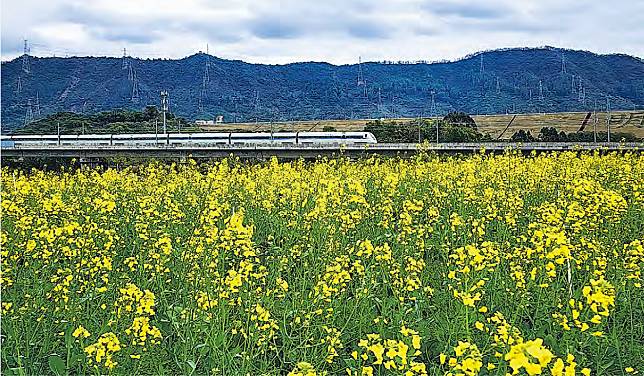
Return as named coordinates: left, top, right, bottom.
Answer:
left=249, top=18, right=304, bottom=39
left=347, top=22, right=390, bottom=39
left=424, top=1, right=506, bottom=19
left=2, top=0, right=643, bottom=63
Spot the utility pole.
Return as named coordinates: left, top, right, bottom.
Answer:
left=161, top=90, right=169, bottom=135
left=606, top=95, right=611, bottom=142
left=593, top=100, right=598, bottom=143
left=57, top=122, right=61, bottom=145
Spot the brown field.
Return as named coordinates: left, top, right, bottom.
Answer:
left=201, top=111, right=644, bottom=139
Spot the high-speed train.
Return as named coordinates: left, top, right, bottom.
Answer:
left=0, top=132, right=378, bottom=147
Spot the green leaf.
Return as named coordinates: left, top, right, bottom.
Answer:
left=48, top=354, right=66, bottom=376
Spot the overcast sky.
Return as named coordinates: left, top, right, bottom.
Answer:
left=2, top=0, right=643, bottom=64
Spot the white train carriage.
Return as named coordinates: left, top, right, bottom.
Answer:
left=168, top=133, right=230, bottom=146
left=11, top=135, right=60, bottom=147
left=271, top=132, right=298, bottom=145
left=169, top=133, right=229, bottom=146
left=344, top=132, right=377, bottom=144
left=230, top=133, right=271, bottom=145
left=0, top=135, right=15, bottom=148
left=58, top=134, right=113, bottom=146
left=113, top=133, right=167, bottom=146
left=1, top=131, right=378, bottom=148
left=297, top=132, right=376, bottom=145
left=76, top=134, right=112, bottom=146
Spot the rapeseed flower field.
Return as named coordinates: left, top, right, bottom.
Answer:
left=1, top=151, right=643, bottom=375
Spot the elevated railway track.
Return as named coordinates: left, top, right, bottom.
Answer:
left=2, top=143, right=642, bottom=161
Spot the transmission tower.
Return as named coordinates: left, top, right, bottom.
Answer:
left=35, top=93, right=41, bottom=116
left=254, top=90, right=260, bottom=123
left=199, top=76, right=207, bottom=113
left=15, top=76, right=22, bottom=94
left=578, top=80, right=584, bottom=102
left=122, top=48, right=128, bottom=70
left=496, top=77, right=501, bottom=94
left=561, top=52, right=566, bottom=74
left=204, top=44, right=210, bottom=84
left=22, top=39, right=30, bottom=74
left=429, top=90, right=436, bottom=117
left=539, top=80, right=544, bottom=100
left=128, top=61, right=134, bottom=81
left=479, top=54, right=484, bottom=76
left=571, top=75, right=576, bottom=95
left=131, top=68, right=140, bottom=102
left=24, top=99, right=34, bottom=126
left=357, top=56, right=367, bottom=97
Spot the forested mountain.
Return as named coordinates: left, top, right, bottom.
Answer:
left=2, top=46, right=644, bottom=133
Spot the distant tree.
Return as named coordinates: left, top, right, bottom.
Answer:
left=143, top=105, right=160, bottom=121
left=322, top=126, right=337, bottom=132
left=443, top=112, right=477, bottom=129
left=538, top=127, right=568, bottom=142
left=510, top=130, right=536, bottom=142
left=440, top=124, right=489, bottom=142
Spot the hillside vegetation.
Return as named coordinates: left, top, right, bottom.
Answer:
left=3, top=47, right=644, bottom=133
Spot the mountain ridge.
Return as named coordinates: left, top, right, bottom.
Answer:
left=3, top=46, right=644, bottom=132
